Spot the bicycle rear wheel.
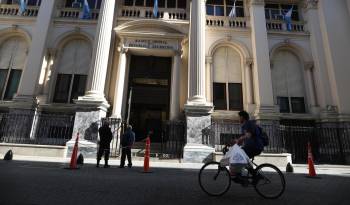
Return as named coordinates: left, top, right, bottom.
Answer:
left=253, top=163, right=286, bottom=199
left=198, top=162, right=231, bottom=196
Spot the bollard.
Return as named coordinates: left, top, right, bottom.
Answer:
left=3, top=150, right=13, bottom=161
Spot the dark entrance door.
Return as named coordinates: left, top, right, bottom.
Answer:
left=127, top=55, right=172, bottom=143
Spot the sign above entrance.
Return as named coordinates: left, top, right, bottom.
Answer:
left=125, top=38, right=179, bottom=51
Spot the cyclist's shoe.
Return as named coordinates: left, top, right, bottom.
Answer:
left=232, top=175, right=249, bottom=187
left=252, top=173, right=264, bottom=185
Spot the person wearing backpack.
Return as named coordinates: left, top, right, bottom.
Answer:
left=236, top=111, right=264, bottom=159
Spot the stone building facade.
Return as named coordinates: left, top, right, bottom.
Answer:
left=0, top=0, right=350, bottom=162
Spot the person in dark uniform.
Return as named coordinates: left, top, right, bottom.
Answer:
left=119, top=125, right=135, bottom=168
left=96, top=121, right=113, bottom=168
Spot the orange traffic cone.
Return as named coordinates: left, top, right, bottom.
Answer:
left=69, top=133, right=79, bottom=170
left=307, top=142, right=317, bottom=178
left=143, top=136, right=151, bottom=173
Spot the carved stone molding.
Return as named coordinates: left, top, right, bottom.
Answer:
left=248, top=0, right=265, bottom=6
left=304, top=61, right=314, bottom=71
left=245, top=58, right=254, bottom=67
left=303, top=0, right=319, bottom=10
left=206, top=56, right=213, bottom=64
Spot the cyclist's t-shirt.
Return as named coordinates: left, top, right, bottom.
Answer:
left=241, top=120, right=264, bottom=151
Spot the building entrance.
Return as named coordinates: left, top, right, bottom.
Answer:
left=126, top=55, right=172, bottom=143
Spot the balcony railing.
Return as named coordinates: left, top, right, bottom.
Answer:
left=206, top=16, right=248, bottom=29
left=0, top=4, right=39, bottom=17
left=57, top=8, right=99, bottom=21
left=119, top=6, right=188, bottom=21
left=266, top=19, right=306, bottom=33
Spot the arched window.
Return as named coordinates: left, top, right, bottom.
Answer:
left=0, top=36, right=28, bottom=100
left=272, top=50, right=306, bottom=113
left=206, top=0, right=244, bottom=17
left=213, top=47, right=243, bottom=111
left=53, top=39, right=91, bottom=103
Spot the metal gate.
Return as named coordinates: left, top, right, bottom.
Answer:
left=160, top=121, right=186, bottom=159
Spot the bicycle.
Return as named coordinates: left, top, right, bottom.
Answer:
left=198, top=158, right=286, bottom=199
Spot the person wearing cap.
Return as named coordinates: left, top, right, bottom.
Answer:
left=119, top=125, right=135, bottom=168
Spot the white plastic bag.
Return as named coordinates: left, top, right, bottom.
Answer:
left=220, top=144, right=249, bottom=166
left=230, top=144, right=249, bottom=164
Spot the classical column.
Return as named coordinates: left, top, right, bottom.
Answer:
left=304, top=0, right=333, bottom=115
left=69, top=0, right=117, bottom=158
left=245, top=58, right=255, bottom=112
left=186, top=0, right=208, bottom=105
left=112, top=46, right=128, bottom=119
left=170, top=51, right=181, bottom=120
left=183, top=0, right=214, bottom=163
left=249, top=0, right=276, bottom=119
left=14, top=0, right=57, bottom=105
left=78, top=0, right=116, bottom=105
left=205, top=56, right=213, bottom=102
left=304, top=62, right=318, bottom=114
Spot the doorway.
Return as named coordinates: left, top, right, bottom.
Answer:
left=126, top=55, right=172, bottom=143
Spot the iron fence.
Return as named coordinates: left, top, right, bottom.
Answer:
left=160, top=121, right=186, bottom=159
left=202, top=120, right=350, bottom=165
left=0, top=112, right=75, bottom=146
left=202, top=121, right=284, bottom=153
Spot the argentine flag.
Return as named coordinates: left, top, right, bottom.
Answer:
left=18, top=0, right=27, bottom=16
left=153, top=0, right=158, bottom=18
left=228, top=0, right=236, bottom=19
left=81, top=0, right=91, bottom=19
left=284, top=6, right=293, bottom=31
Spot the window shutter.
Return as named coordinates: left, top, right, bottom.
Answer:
left=213, top=47, right=227, bottom=83
left=0, top=38, right=16, bottom=69
left=11, top=38, right=28, bottom=70
left=272, top=50, right=305, bottom=99
left=226, top=48, right=242, bottom=83
left=75, top=40, right=92, bottom=75
left=57, top=41, right=77, bottom=74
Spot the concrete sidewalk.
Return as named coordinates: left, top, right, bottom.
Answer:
left=5, top=155, right=350, bottom=177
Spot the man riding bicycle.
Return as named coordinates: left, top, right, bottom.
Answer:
left=237, top=110, right=264, bottom=159
left=221, top=111, right=264, bottom=185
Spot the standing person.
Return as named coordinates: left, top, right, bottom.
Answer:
left=96, top=121, right=113, bottom=168
left=119, top=125, right=135, bottom=168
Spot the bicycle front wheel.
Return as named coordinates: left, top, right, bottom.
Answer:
left=253, top=163, right=286, bottom=199
left=198, top=161, right=231, bottom=196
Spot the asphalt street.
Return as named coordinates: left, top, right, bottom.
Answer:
left=0, top=160, right=349, bottom=205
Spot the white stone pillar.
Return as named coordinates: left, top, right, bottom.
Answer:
left=245, top=58, right=254, bottom=105
left=112, top=47, right=128, bottom=119
left=249, top=0, right=276, bottom=118
left=187, top=0, right=207, bottom=105
left=183, top=0, right=214, bottom=163
left=304, top=1, right=333, bottom=115
left=80, top=0, right=116, bottom=104
left=170, top=52, right=181, bottom=120
left=205, top=56, right=213, bottom=102
left=69, top=0, right=117, bottom=157
left=305, top=63, right=318, bottom=111
left=14, top=0, right=56, bottom=104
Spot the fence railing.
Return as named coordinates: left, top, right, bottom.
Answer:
left=266, top=19, right=306, bottom=33
left=57, top=8, right=99, bottom=20
left=202, top=120, right=350, bottom=165
left=161, top=120, right=186, bottom=159
left=0, top=4, right=39, bottom=17
left=206, top=16, right=248, bottom=29
left=119, top=6, right=188, bottom=21
left=0, top=113, right=75, bottom=146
